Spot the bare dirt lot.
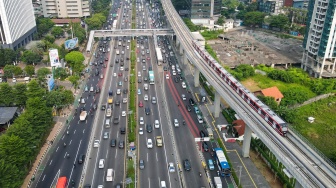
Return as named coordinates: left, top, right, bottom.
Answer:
left=209, top=29, right=304, bottom=68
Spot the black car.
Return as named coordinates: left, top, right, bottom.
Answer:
left=95, top=87, right=100, bottom=93
left=84, top=184, right=91, bottom=188
left=93, top=104, right=97, bottom=110
left=144, top=76, right=148, bottom=82
left=110, top=63, right=113, bottom=67
left=145, top=107, right=150, bottom=115
left=125, top=67, right=129, bottom=71
left=101, top=105, right=106, bottom=110
left=95, top=70, right=99, bottom=76
left=189, top=98, right=195, bottom=106
left=200, top=130, right=207, bottom=138
left=163, top=66, right=168, bottom=71
left=123, top=89, right=128, bottom=94
left=202, top=142, right=209, bottom=152
left=146, top=124, right=152, bottom=133
left=183, top=159, right=191, bottom=171
left=120, top=58, right=124, bottom=62
left=78, top=154, right=85, bottom=164
left=186, top=105, right=192, bottom=112
left=115, top=59, right=119, bottom=63
left=113, top=117, right=119, bottom=124
left=120, top=127, right=126, bottom=134
left=174, top=77, right=179, bottom=83
left=110, top=139, right=116, bottom=147
left=120, top=62, right=124, bottom=66
left=80, top=107, right=85, bottom=112
left=138, top=78, right=142, bottom=83
left=115, top=100, right=120, bottom=106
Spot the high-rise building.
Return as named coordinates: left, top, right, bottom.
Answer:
left=258, top=0, right=283, bottom=15
left=0, top=0, right=37, bottom=49
left=190, top=0, right=222, bottom=24
left=41, top=0, right=90, bottom=18
left=302, top=0, right=336, bottom=78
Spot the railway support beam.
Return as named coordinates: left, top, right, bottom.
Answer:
left=194, top=69, right=200, bottom=87
left=182, top=53, right=188, bottom=65
left=176, top=37, right=180, bottom=48
left=213, top=91, right=221, bottom=118
left=242, top=125, right=252, bottom=157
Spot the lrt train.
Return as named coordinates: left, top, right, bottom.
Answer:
left=191, top=40, right=288, bottom=136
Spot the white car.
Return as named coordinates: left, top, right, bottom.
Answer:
left=181, top=94, right=186, bottom=100
left=139, top=128, right=143, bottom=135
left=90, top=86, right=94, bottom=92
left=126, top=46, right=129, bottom=50
left=166, top=74, right=169, bottom=79
left=121, top=51, right=125, bottom=54
left=154, top=120, right=160, bottom=128
left=117, top=89, right=121, bottom=95
left=123, top=98, right=128, bottom=103
left=99, top=159, right=105, bottom=168
left=174, top=119, right=179, bottom=127
left=144, top=94, right=148, bottom=101
left=147, top=139, right=153, bottom=148
left=168, top=162, right=176, bottom=173
left=122, top=111, right=126, bottom=116
left=93, top=140, right=100, bottom=147
left=120, top=67, right=124, bottom=71
left=138, top=72, right=141, bottom=77
left=139, top=117, right=144, bottom=125
left=108, top=48, right=110, bottom=52
left=182, top=82, right=186, bottom=89
left=113, top=73, right=117, bottom=77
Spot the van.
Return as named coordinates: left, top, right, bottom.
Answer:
left=118, top=41, right=121, bottom=46
left=24, top=77, right=31, bottom=83
left=197, top=115, right=203, bottom=123
left=81, top=98, right=85, bottom=104
left=144, top=84, right=148, bottom=91
left=105, top=119, right=111, bottom=128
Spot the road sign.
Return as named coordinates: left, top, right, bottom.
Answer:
left=125, top=177, right=132, bottom=184
left=195, top=137, right=210, bottom=142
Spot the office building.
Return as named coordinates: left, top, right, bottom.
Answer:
left=33, top=0, right=43, bottom=17
left=0, top=0, right=37, bottom=49
left=190, top=0, right=222, bottom=24
left=302, top=0, right=336, bottom=78
left=41, top=0, right=90, bottom=18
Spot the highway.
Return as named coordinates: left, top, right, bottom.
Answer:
left=160, top=0, right=336, bottom=187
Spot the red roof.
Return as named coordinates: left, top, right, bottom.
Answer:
left=51, top=19, right=81, bottom=24
left=261, top=86, right=283, bottom=99
left=232, top=119, right=245, bottom=137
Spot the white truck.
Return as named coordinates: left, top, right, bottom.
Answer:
left=112, top=20, right=117, bottom=29
left=116, top=49, right=120, bottom=55
left=156, top=48, right=163, bottom=65
left=214, top=177, right=222, bottom=188
left=106, top=108, right=112, bottom=117
left=80, top=111, right=87, bottom=121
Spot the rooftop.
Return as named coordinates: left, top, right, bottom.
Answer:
left=51, top=18, right=81, bottom=24
left=261, top=86, right=284, bottom=99
left=0, top=107, right=18, bottom=124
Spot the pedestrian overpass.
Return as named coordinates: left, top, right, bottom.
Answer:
left=86, top=29, right=174, bottom=53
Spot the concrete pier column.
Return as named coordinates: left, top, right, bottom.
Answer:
left=182, top=53, right=188, bottom=65
left=242, top=125, right=252, bottom=157
left=194, top=69, right=200, bottom=87
left=176, top=37, right=180, bottom=48
left=213, top=91, right=221, bottom=118
left=294, top=181, right=304, bottom=188
left=179, top=45, right=184, bottom=55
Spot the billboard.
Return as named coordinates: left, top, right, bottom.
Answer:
left=49, top=49, right=61, bottom=67
left=64, top=37, right=78, bottom=50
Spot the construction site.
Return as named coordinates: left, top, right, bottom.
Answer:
left=209, top=29, right=304, bottom=69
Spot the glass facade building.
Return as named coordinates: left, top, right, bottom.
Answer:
left=190, top=0, right=222, bottom=19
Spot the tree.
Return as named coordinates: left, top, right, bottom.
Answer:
left=54, top=67, right=68, bottom=80
left=0, top=48, right=17, bottom=67
left=20, top=50, right=42, bottom=65
left=37, top=67, right=51, bottom=78
left=246, top=2, right=258, bottom=12
left=65, top=51, right=85, bottom=74
left=85, top=13, right=106, bottom=30
left=44, top=35, right=55, bottom=44
left=24, top=65, right=35, bottom=77
left=12, top=66, right=23, bottom=76
left=244, top=11, right=265, bottom=27
left=13, top=83, right=27, bottom=106
left=36, top=17, right=55, bottom=38
left=68, top=75, right=80, bottom=89
left=269, top=14, right=290, bottom=31
left=3, top=65, right=15, bottom=78
left=0, top=83, right=14, bottom=106
left=71, top=23, right=86, bottom=44
left=217, top=16, right=225, bottom=26
left=26, top=80, right=46, bottom=99
left=46, top=89, right=74, bottom=109
left=51, top=27, right=64, bottom=38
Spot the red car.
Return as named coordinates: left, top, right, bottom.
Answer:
left=118, top=72, right=123, bottom=77
left=147, top=56, right=151, bottom=60
left=138, top=101, right=143, bottom=107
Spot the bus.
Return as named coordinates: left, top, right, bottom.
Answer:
left=155, top=48, right=163, bottom=65
left=56, top=176, right=67, bottom=188
left=149, top=71, right=154, bottom=85
left=214, top=148, right=230, bottom=176
left=106, top=168, right=115, bottom=181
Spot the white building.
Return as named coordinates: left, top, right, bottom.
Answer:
left=41, top=0, right=90, bottom=18
left=223, top=19, right=234, bottom=32
left=302, top=0, right=336, bottom=78
left=0, top=0, right=37, bottom=49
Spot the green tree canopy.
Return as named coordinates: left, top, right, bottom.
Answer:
left=65, top=51, right=85, bottom=74
left=36, top=17, right=55, bottom=38
left=3, top=65, right=15, bottom=78
left=85, top=13, right=106, bottom=30
left=13, top=83, right=27, bottom=106
left=244, top=11, right=265, bottom=27
left=24, top=65, right=35, bottom=77
left=44, top=35, right=55, bottom=44
left=68, top=75, right=80, bottom=88
left=46, top=89, right=74, bottom=109
left=26, top=80, right=46, bottom=99
left=37, top=67, right=51, bottom=78
left=54, top=67, right=68, bottom=80
left=12, top=66, right=23, bottom=76
left=51, top=26, right=64, bottom=38
left=0, top=83, right=14, bottom=106
left=269, top=14, right=290, bottom=31
left=20, top=50, right=42, bottom=65
left=0, top=48, right=17, bottom=67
